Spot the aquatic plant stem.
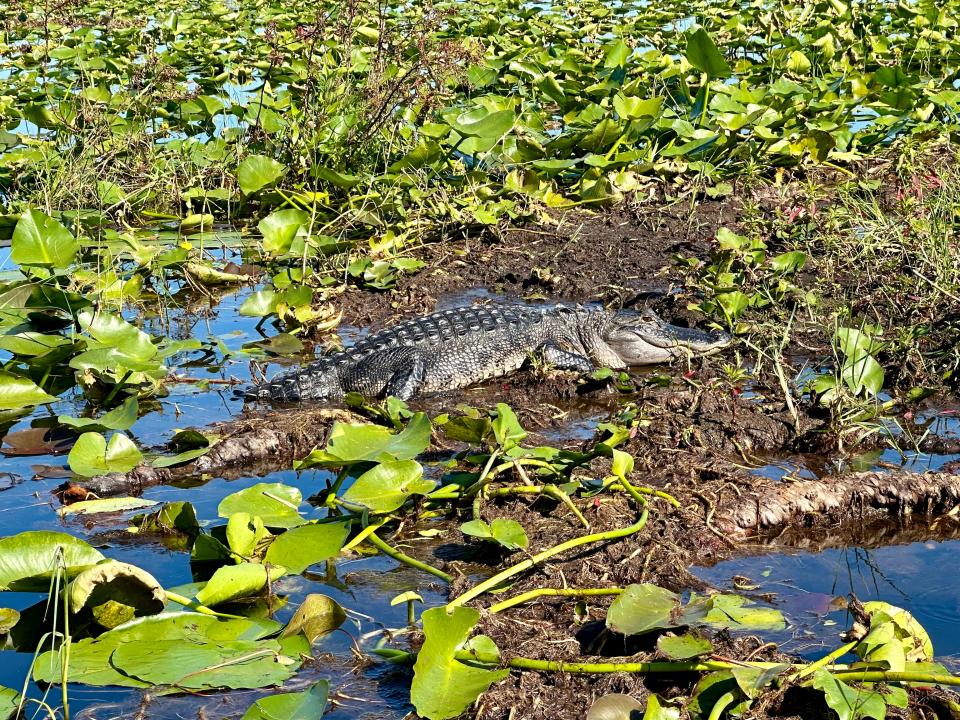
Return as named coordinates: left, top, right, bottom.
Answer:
left=489, top=587, right=624, bottom=613
left=453, top=650, right=784, bottom=673
left=707, top=691, right=736, bottom=720
left=448, top=504, right=648, bottom=608
left=165, top=591, right=244, bottom=618
left=366, top=531, right=454, bottom=583
left=788, top=640, right=858, bottom=682
left=828, top=669, right=960, bottom=686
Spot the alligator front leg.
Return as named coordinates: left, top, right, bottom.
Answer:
left=382, top=351, right=427, bottom=400
left=541, top=342, right=594, bottom=373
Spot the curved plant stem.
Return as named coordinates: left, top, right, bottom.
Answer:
left=462, top=449, right=501, bottom=499
left=366, top=531, right=454, bottom=583
left=608, top=481, right=680, bottom=507
left=542, top=484, right=589, bottom=528
left=707, top=691, right=737, bottom=720
left=165, top=591, right=244, bottom=618
left=489, top=587, right=624, bottom=613
left=448, top=504, right=648, bottom=608
left=789, top=640, right=857, bottom=682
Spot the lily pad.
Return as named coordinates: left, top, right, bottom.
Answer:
left=0, top=530, right=105, bottom=591
left=0, top=371, right=57, bottom=411
left=217, top=483, right=305, bottom=528
left=297, top=413, right=431, bottom=467
left=460, top=518, right=529, bottom=551
left=282, top=594, right=347, bottom=643
left=68, top=560, right=166, bottom=628
left=411, top=606, right=508, bottom=720
left=11, top=208, right=79, bottom=268
left=59, top=396, right=139, bottom=432
left=0, top=686, right=21, bottom=720
left=237, top=155, right=286, bottom=195
left=67, top=432, right=143, bottom=477
left=342, top=460, right=434, bottom=513
left=263, top=521, right=351, bottom=573
left=59, top=497, right=157, bottom=516
left=242, top=680, right=330, bottom=719
left=194, top=562, right=287, bottom=607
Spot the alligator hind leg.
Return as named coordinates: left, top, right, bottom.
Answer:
left=383, top=352, right=427, bottom=400
left=541, top=343, right=594, bottom=373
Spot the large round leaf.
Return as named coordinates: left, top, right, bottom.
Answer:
left=237, top=155, right=286, bottom=195
left=217, top=483, right=305, bottom=528
left=194, top=562, right=287, bottom=607
left=263, top=521, right=350, bottom=573
left=242, top=681, right=330, bottom=720
left=11, top=208, right=79, bottom=268
left=0, top=371, right=57, bottom=410
left=0, top=531, right=105, bottom=591
left=68, top=432, right=143, bottom=477
left=342, top=460, right=433, bottom=513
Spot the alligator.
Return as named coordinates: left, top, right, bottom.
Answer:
left=244, top=304, right=731, bottom=402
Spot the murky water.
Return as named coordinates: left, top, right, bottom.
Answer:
left=3, top=250, right=960, bottom=714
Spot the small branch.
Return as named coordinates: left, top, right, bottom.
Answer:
left=489, top=587, right=624, bottom=614
left=366, top=531, right=453, bottom=583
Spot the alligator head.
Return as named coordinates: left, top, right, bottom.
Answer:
left=601, top=308, right=732, bottom=365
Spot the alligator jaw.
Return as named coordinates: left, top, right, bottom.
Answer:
left=604, top=310, right=732, bottom=365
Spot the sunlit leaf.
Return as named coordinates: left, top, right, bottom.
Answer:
left=11, top=208, right=79, bottom=268
left=0, top=530, right=104, bottom=591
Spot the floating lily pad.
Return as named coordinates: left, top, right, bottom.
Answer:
left=0, top=530, right=105, bottom=591
left=0, top=371, right=57, bottom=411
left=67, top=432, right=143, bottom=477
left=241, top=680, right=329, bottom=720
left=342, top=460, right=433, bottom=513
left=217, top=483, right=305, bottom=528
left=194, top=562, right=287, bottom=607
left=263, top=521, right=351, bottom=573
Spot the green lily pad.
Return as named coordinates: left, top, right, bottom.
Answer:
left=0, top=685, right=21, bottom=720
left=59, top=397, right=139, bottom=432
left=0, top=530, right=105, bottom=591
left=282, top=594, right=347, bottom=643
left=242, top=680, right=329, bottom=719
left=297, top=413, right=431, bottom=467
left=263, top=521, right=351, bottom=573
left=0, top=371, right=57, bottom=410
left=11, top=208, right=80, bottom=268
left=342, top=460, right=434, bottom=513
left=68, top=432, right=143, bottom=477
left=411, top=606, right=508, bottom=720
left=237, top=155, right=286, bottom=195
left=217, top=483, right=305, bottom=528
left=194, top=562, right=287, bottom=607
left=460, top=518, right=528, bottom=551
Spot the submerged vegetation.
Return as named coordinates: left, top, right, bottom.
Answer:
left=4, top=0, right=960, bottom=717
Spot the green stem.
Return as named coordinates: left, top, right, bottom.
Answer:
left=543, top=484, right=590, bottom=528
left=448, top=504, right=648, bottom=608
left=102, top=370, right=132, bottom=406
left=462, top=449, right=501, bottom=499
left=490, top=587, right=624, bottom=613
left=367, top=531, right=454, bottom=583
left=165, top=591, right=244, bottom=618
left=829, top=670, right=960, bottom=686
left=707, top=691, right=736, bottom=720
left=789, top=641, right=857, bottom=683
left=454, top=650, right=783, bottom=673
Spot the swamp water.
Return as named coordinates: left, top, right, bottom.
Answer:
left=2, top=246, right=960, bottom=716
